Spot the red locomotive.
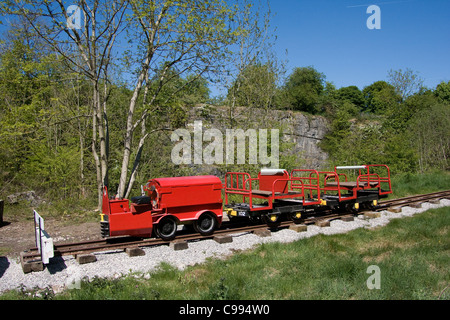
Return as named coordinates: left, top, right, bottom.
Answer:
left=101, top=164, right=392, bottom=240
left=101, top=175, right=223, bottom=240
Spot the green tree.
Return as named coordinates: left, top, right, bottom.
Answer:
left=0, top=21, right=56, bottom=174
left=183, top=75, right=210, bottom=107
left=362, top=80, right=400, bottom=114
left=335, top=86, right=364, bottom=111
left=434, top=81, right=450, bottom=103
left=227, top=62, right=278, bottom=109
left=387, top=68, right=424, bottom=100
left=319, top=102, right=353, bottom=157
left=384, top=90, right=439, bottom=134
left=0, top=21, right=93, bottom=200
left=283, top=66, right=325, bottom=114
left=409, top=104, right=449, bottom=171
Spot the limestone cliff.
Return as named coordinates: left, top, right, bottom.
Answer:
left=187, top=105, right=329, bottom=170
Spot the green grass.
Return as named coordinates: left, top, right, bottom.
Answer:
left=388, top=170, right=450, bottom=199
left=3, top=205, right=448, bottom=300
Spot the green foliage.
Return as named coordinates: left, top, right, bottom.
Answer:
left=382, top=133, right=417, bottom=173
left=335, top=85, right=365, bottom=111
left=409, top=104, right=450, bottom=171
left=228, top=62, right=278, bottom=109
left=434, top=80, right=450, bottom=102
left=282, top=66, right=325, bottom=113
left=23, top=144, right=81, bottom=198
left=322, top=72, right=449, bottom=173
left=362, top=80, right=400, bottom=114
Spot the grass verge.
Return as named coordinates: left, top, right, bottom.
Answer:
left=388, top=170, right=450, bottom=199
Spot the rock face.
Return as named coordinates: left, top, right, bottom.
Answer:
left=269, top=109, right=329, bottom=169
left=7, top=191, right=46, bottom=207
left=187, top=105, right=329, bottom=169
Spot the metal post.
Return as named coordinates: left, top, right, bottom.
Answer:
left=38, top=216, right=43, bottom=261
left=34, top=210, right=38, bottom=247
left=32, top=210, right=54, bottom=265
left=0, top=199, right=3, bottom=225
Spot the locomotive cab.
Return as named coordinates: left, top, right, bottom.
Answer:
left=101, top=187, right=153, bottom=238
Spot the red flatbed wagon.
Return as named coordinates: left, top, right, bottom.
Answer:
left=223, top=164, right=392, bottom=224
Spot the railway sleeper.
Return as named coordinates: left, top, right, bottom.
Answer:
left=20, top=252, right=44, bottom=274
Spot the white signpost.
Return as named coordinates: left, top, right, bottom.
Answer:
left=33, top=210, right=54, bottom=264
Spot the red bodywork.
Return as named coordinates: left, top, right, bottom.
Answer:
left=102, top=187, right=153, bottom=237
left=224, top=164, right=392, bottom=213
left=102, top=166, right=392, bottom=238
left=102, top=175, right=223, bottom=238
left=146, top=175, right=223, bottom=225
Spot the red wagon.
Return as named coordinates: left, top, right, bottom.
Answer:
left=321, top=164, right=392, bottom=210
left=224, top=169, right=322, bottom=225
left=223, top=164, right=392, bottom=225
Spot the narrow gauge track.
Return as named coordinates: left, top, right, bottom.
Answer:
left=375, top=190, right=450, bottom=209
left=20, top=222, right=276, bottom=263
left=20, top=190, right=450, bottom=266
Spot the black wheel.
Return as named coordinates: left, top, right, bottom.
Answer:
left=289, top=211, right=303, bottom=224
left=194, top=212, right=217, bottom=236
left=362, top=201, right=376, bottom=210
left=344, top=202, right=358, bottom=214
left=262, top=213, right=280, bottom=228
left=156, top=217, right=177, bottom=241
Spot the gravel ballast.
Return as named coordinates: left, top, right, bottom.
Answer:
left=1, top=199, right=449, bottom=294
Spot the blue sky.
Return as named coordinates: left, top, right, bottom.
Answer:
left=266, top=0, right=450, bottom=91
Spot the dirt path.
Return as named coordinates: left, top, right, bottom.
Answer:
left=0, top=217, right=100, bottom=257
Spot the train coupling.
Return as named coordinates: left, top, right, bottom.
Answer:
left=224, top=208, right=237, bottom=217
left=100, top=214, right=110, bottom=238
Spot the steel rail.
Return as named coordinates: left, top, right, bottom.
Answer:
left=376, top=190, right=450, bottom=208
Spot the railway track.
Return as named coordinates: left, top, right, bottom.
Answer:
left=375, top=190, right=450, bottom=209
left=20, top=190, right=450, bottom=272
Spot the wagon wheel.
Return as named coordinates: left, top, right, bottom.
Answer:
left=362, top=201, right=376, bottom=211
left=262, top=213, right=280, bottom=229
left=289, top=211, right=303, bottom=224
left=193, top=212, right=217, bottom=236
left=156, top=216, right=177, bottom=241
left=344, top=202, right=358, bottom=214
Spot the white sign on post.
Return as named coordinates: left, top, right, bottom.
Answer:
left=33, top=210, right=54, bottom=264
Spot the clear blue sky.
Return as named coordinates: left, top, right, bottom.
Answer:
left=267, top=0, right=450, bottom=91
